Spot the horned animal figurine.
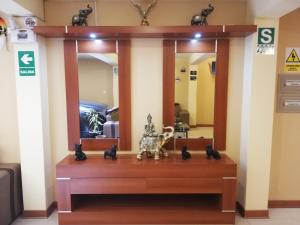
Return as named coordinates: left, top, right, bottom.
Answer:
left=191, top=4, right=214, bottom=26
left=131, top=0, right=157, bottom=26
left=72, top=4, right=93, bottom=26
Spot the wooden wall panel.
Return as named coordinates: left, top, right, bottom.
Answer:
left=163, top=40, right=175, bottom=127
left=177, top=40, right=216, bottom=53
left=81, top=139, right=118, bottom=150
left=164, top=39, right=229, bottom=151
left=214, top=39, right=229, bottom=150
left=78, top=40, right=116, bottom=53
left=118, top=40, right=131, bottom=150
left=64, top=40, right=80, bottom=150
left=64, top=40, right=131, bottom=151
left=175, top=138, right=213, bottom=150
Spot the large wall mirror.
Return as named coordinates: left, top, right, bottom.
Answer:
left=175, top=52, right=216, bottom=139
left=78, top=53, right=119, bottom=139
left=163, top=39, right=229, bottom=150
left=64, top=40, right=131, bottom=151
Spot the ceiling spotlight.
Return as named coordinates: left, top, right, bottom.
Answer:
left=194, top=33, right=202, bottom=38
left=89, top=33, right=96, bottom=39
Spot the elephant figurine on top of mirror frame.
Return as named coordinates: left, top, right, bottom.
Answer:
left=191, top=4, right=214, bottom=26
left=72, top=4, right=93, bottom=26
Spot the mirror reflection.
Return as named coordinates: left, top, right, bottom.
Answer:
left=174, top=53, right=215, bottom=139
left=78, top=53, right=119, bottom=139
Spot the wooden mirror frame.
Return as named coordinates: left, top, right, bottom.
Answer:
left=64, top=39, right=131, bottom=151
left=163, top=39, right=229, bottom=150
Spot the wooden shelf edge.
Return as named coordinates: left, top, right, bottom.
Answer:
left=34, top=25, right=257, bottom=39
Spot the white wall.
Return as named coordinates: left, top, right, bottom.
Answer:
left=78, top=58, right=114, bottom=106
left=131, top=39, right=163, bottom=151
left=14, top=38, right=53, bottom=210
left=0, top=41, right=20, bottom=163
left=239, top=18, right=279, bottom=210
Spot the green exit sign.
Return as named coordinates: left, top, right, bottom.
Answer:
left=18, top=51, right=36, bottom=76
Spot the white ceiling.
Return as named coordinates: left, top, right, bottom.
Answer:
left=249, top=0, right=300, bottom=18
left=78, top=53, right=118, bottom=66
left=0, top=0, right=31, bottom=16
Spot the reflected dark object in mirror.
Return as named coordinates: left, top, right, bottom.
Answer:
left=210, top=61, right=216, bottom=75
left=104, top=144, right=117, bottom=160
left=181, top=145, right=191, bottom=160
left=80, top=101, right=120, bottom=138
left=191, top=4, right=214, bottom=26
left=190, top=76, right=197, bottom=81
left=206, top=144, right=221, bottom=160
left=72, top=4, right=93, bottom=26
left=75, top=144, right=87, bottom=161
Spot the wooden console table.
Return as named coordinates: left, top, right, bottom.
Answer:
left=56, top=154, right=237, bottom=224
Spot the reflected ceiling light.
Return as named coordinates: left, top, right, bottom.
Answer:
left=89, top=33, right=96, bottom=38
left=191, top=39, right=198, bottom=43
left=194, top=33, right=202, bottom=38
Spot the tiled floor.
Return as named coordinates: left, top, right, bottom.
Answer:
left=11, top=208, right=300, bottom=225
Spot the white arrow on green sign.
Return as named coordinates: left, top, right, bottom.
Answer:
left=18, top=51, right=36, bottom=76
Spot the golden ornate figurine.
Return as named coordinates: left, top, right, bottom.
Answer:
left=130, top=0, right=157, bottom=26
left=137, top=114, right=174, bottom=160
left=144, top=114, right=157, bottom=137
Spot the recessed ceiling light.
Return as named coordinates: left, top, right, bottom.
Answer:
left=195, top=33, right=202, bottom=38
left=89, top=33, right=96, bottom=39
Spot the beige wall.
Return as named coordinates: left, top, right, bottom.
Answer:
left=269, top=8, right=300, bottom=200
left=175, top=57, right=189, bottom=110
left=14, top=0, right=45, bottom=20
left=45, top=0, right=246, bottom=26
left=8, top=0, right=300, bottom=205
left=197, top=57, right=215, bottom=125
left=78, top=58, right=114, bottom=107
left=0, top=42, right=20, bottom=163
left=226, top=38, right=245, bottom=173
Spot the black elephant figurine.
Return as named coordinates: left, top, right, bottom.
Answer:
left=206, top=144, right=221, bottom=160
left=191, top=4, right=214, bottom=26
left=104, top=144, right=117, bottom=160
left=75, top=144, right=87, bottom=161
left=181, top=145, right=191, bottom=160
left=72, top=4, right=93, bottom=26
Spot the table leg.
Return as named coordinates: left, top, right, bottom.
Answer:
left=222, top=177, right=237, bottom=212
left=57, top=178, right=72, bottom=212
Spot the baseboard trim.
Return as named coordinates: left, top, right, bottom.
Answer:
left=22, top=201, right=57, bottom=218
left=236, top=201, right=269, bottom=218
left=269, top=200, right=300, bottom=208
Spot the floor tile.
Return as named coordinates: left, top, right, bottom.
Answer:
left=11, top=208, right=300, bottom=225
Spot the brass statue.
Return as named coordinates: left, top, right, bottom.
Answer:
left=137, top=114, right=174, bottom=160
left=130, top=0, right=157, bottom=26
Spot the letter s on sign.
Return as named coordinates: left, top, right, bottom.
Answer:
left=260, top=28, right=272, bottom=44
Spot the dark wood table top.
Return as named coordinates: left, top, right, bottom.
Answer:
left=57, top=153, right=236, bottom=178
